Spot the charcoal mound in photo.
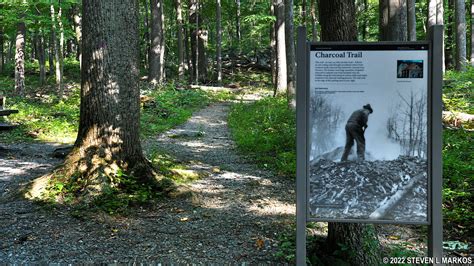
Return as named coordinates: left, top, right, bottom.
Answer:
left=312, top=146, right=375, bottom=163
left=309, top=156, right=427, bottom=221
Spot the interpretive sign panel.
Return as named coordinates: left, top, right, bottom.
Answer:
left=308, top=44, right=430, bottom=223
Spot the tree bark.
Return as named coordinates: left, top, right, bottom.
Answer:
left=445, top=0, right=455, bottom=69
left=310, top=0, right=318, bottom=41
left=216, top=0, right=222, bottom=85
left=455, top=0, right=467, bottom=71
left=379, top=0, right=389, bottom=41
left=57, top=2, right=65, bottom=98
left=407, top=0, right=416, bottom=41
left=270, top=3, right=277, bottom=89
left=38, top=32, right=46, bottom=85
left=49, top=29, right=55, bottom=75
left=143, top=0, right=150, bottom=69
left=236, top=0, right=241, bottom=45
left=149, top=0, right=166, bottom=84
left=274, top=0, right=287, bottom=96
left=319, top=0, right=357, bottom=41
left=427, top=0, right=437, bottom=28
left=72, top=4, right=82, bottom=68
left=36, top=0, right=165, bottom=196
left=471, top=0, right=474, bottom=65
left=285, top=0, right=296, bottom=109
left=15, top=21, right=26, bottom=96
left=319, top=1, right=381, bottom=265
left=302, top=0, right=307, bottom=25
left=176, top=0, right=185, bottom=81
left=0, top=27, right=4, bottom=73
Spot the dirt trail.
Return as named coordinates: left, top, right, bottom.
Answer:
left=0, top=102, right=295, bottom=264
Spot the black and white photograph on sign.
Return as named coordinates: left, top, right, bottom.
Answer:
left=309, top=46, right=429, bottom=222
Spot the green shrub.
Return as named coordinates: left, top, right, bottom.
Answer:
left=228, top=97, right=296, bottom=177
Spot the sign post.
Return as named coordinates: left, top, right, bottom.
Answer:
left=296, top=25, right=443, bottom=265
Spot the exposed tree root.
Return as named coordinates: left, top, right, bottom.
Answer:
left=25, top=146, right=176, bottom=204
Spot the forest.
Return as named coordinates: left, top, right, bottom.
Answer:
left=0, top=0, right=472, bottom=264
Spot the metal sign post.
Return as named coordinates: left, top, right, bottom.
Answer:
left=295, top=25, right=443, bottom=265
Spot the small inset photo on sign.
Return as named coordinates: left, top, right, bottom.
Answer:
left=397, top=60, right=424, bottom=78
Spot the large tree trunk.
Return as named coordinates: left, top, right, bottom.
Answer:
left=149, top=0, right=166, bottom=84
left=285, top=0, right=296, bottom=109
left=319, top=1, right=381, bottom=265
left=379, top=0, right=389, bottom=41
left=28, top=0, right=167, bottom=200
left=176, top=0, right=185, bottom=80
left=455, top=0, right=467, bottom=71
left=15, top=21, right=26, bottom=96
left=379, top=0, right=407, bottom=41
left=274, top=0, right=287, bottom=96
left=216, top=0, right=222, bottom=85
left=407, top=0, right=416, bottom=41
left=319, top=0, right=357, bottom=41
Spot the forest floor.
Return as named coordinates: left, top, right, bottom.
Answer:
left=0, top=96, right=296, bottom=264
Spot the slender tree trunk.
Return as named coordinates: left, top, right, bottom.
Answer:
left=31, top=34, right=37, bottom=61
left=0, top=27, right=4, bottom=73
left=319, top=2, right=381, bottom=264
left=310, top=0, right=318, bottom=41
left=270, top=3, right=277, bottom=89
left=236, top=0, right=241, bottom=45
left=149, top=0, right=166, bottom=84
left=73, top=4, right=82, bottom=67
left=176, top=0, right=185, bottom=81
left=302, top=0, right=307, bottom=25
left=57, top=2, right=65, bottom=99
left=274, top=0, right=287, bottom=96
left=471, top=0, right=474, bottom=65
left=38, top=33, right=46, bottom=85
left=285, top=0, right=296, bottom=109
left=216, top=0, right=222, bottom=85
left=428, top=0, right=437, bottom=28
left=15, top=21, right=26, bottom=95
left=407, top=0, right=416, bottom=41
left=49, top=30, right=55, bottom=75
left=361, top=0, right=369, bottom=41
left=143, top=0, right=150, bottom=69
left=389, top=0, right=407, bottom=41
left=455, top=0, right=467, bottom=71
left=445, top=0, right=455, bottom=69
left=379, top=0, right=389, bottom=40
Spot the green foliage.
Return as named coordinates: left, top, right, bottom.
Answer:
left=228, top=96, right=296, bottom=177
left=443, top=67, right=474, bottom=114
left=442, top=128, right=473, bottom=234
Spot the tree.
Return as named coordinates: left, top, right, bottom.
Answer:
left=15, top=20, right=26, bottom=95
left=379, top=0, right=407, bottom=41
left=472, top=0, right=474, bottom=66
left=455, top=0, right=467, bottom=71
left=29, top=0, right=167, bottom=200
left=216, top=0, right=222, bottom=86
left=274, top=0, right=287, bottom=96
left=407, top=0, right=416, bottom=41
left=310, top=0, right=318, bottom=41
left=72, top=3, right=82, bottom=67
left=0, top=26, right=4, bottom=73
left=176, top=0, right=185, bottom=80
left=149, top=0, right=166, bottom=84
left=285, top=0, right=296, bottom=108
left=235, top=0, right=241, bottom=44
left=319, top=1, right=381, bottom=264
left=427, top=0, right=444, bottom=71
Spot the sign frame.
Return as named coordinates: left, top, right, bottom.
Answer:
left=295, top=26, right=443, bottom=265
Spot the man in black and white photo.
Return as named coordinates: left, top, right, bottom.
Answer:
left=341, top=104, right=373, bottom=161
